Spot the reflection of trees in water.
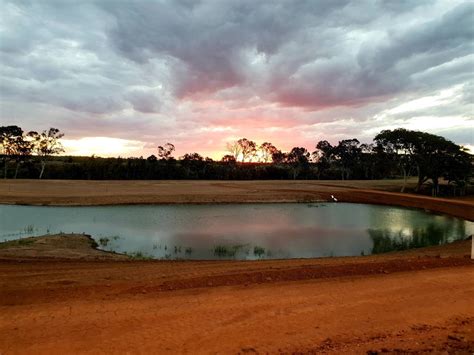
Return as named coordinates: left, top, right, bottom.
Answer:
left=212, top=244, right=274, bottom=259
left=369, top=222, right=465, bottom=254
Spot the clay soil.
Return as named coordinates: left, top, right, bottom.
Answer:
left=0, top=179, right=473, bottom=354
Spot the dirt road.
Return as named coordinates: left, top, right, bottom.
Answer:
left=0, top=242, right=473, bottom=354
left=0, top=180, right=473, bottom=353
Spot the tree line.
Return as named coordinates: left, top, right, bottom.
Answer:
left=0, top=126, right=64, bottom=179
left=1, top=125, right=472, bottom=196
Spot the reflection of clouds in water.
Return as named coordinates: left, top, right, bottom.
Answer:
left=0, top=204, right=472, bottom=260
left=171, top=226, right=372, bottom=258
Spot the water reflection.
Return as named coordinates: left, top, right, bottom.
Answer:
left=0, top=203, right=472, bottom=260
left=369, top=222, right=461, bottom=254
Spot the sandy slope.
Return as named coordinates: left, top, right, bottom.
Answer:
left=0, top=180, right=473, bottom=354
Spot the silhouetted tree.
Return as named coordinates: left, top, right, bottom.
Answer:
left=333, top=139, right=361, bottom=180
left=226, top=141, right=242, bottom=161
left=374, top=129, right=472, bottom=196
left=0, top=125, right=29, bottom=179
left=147, top=154, right=157, bottom=162
left=375, top=129, right=418, bottom=192
left=221, top=154, right=237, bottom=163
left=181, top=152, right=203, bottom=161
left=28, top=128, right=64, bottom=179
left=313, top=140, right=335, bottom=179
left=358, top=143, right=375, bottom=179
left=259, top=142, right=278, bottom=163
left=414, top=132, right=471, bottom=196
left=237, top=138, right=257, bottom=162
left=271, top=150, right=287, bottom=164
left=13, top=134, right=32, bottom=178
left=157, top=143, right=175, bottom=160
left=444, top=148, right=472, bottom=196
left=286, top=147, right=310, bottom=179
left=180, top=153, right=205, bottom=178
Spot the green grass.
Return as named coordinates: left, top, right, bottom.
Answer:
left=214, top=245, right=233, bottom=257
left=0, top=237, right=35, bottom=249
left=125, top=251, right=154, bottom=260
left=18, top=238, right=34, bottom=245
left=98, top=237, right=110, bottom=247
left=213, top=244, right=250, bottom=258
left=24, top=225, right=34, bottom=233
left=253, top=246, right=265, bottom=257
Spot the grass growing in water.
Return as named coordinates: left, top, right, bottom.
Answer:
left=213, top=244, right=250, bottom=258
left=214, top=245, right=233, bottom=257
left=98, top=236, right=119, bottom=247
left=125, top=251, right=154, bottom=260
left=24, top=225, right=34, bottom=233
left=99, top=237, right=110, bottom=247
left=253, top=246, right=265, bottom=258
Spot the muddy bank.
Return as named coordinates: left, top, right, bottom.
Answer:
left=0, top=233, right=471, bottom=280
left=0, top=234, right=128, bottom=261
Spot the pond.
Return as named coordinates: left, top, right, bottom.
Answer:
left=0, top=203, right=472, bottom=260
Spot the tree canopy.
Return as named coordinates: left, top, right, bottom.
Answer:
left=0, top=125, right=471, bottom=196
left=375, top=129, right=471, bottom=195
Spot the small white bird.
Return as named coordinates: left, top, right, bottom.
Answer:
left=330, top=194, right=338, bottom=202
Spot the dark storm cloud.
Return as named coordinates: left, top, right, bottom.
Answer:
left=98, top=0, right=473, bottom=109
left=274, top=2, right=474, bottom=108
left=358, top=2, right=474, bottom=86
left=0, top=0, right=472, bottom=154
left=102, top=0, right=354, bottom=97
left=125, top=88, right=162, bottom=114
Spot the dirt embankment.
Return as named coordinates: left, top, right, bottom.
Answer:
left=0, top=234, right=128, bottom=261
left=1, top=179, right=473, bottom=220
left=0, top=235, right=473, bottom=354
left=0, top=179, right=473, bottom=354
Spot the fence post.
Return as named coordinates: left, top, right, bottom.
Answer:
left=471, top=235, right=474, bottom=260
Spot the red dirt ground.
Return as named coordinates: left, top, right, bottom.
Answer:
left=0, top=180, right=473, bottom=354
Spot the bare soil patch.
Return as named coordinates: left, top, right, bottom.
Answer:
left=0, top=239, right=472, bottom=354
left=0, top=179, right=473, bottom=353
left=0, top=234, right=127, bottom=261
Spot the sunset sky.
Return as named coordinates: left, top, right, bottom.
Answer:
left=0, top=0, right=473, bottom=159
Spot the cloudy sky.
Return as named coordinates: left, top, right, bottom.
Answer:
left=0, top=0, right=473, bottom=158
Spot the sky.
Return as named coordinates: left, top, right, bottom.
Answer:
left=0, top=0, right=473, bottom=159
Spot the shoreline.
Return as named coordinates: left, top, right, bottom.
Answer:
left=0, top=233, right=472, bottom=262
left=1, top=179, right=473, bottom=220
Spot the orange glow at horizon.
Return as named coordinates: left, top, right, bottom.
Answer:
left=62, top=137, right=146, bottom=158
left=61, top=136, right=294, bottom=161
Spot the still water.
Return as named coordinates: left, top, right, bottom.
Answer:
left=0, top=203, right=472, bottom=260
